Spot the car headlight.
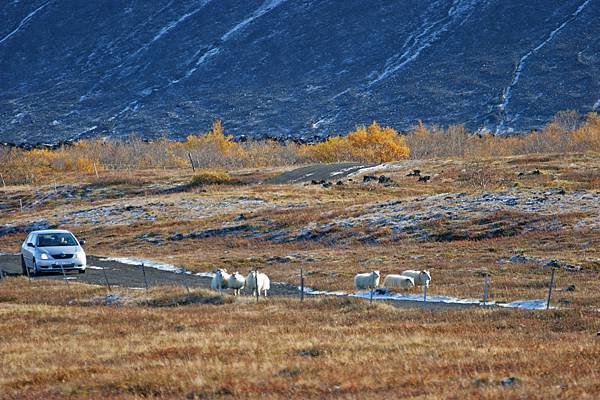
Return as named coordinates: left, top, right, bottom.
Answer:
left=40, top=253, right=49, bottom=260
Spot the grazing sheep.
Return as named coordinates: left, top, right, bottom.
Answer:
left=210, top=268, right=231, bottom=291
left=246, top=270, right=271, bottom=297
left=401, top=270, right=431, bottom=287
left=354, top=271, right=381, bottom=290
left=383, top=274, right=415, bottom=290
left=228, top=272, right=245, bottom=296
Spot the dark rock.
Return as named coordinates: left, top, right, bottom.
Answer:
left=160, top=184, right=190, bottom=194
left=363, top=175, right=376, bottom=183
left=311, top=180, right=320, bottom=185
left=0, top=220, right=56, bottom=237
left=418, top=175, right=431, bottom=182
left=407, top=169, right=421, bottom=177
left=336, top=181, right=343, bottom=186
left=500, top=377, right=518, bottom=386
left=378, top=175, right=391, bottom=184
left=322, top=181, right=332, bottom=188
left=234, top=213, right=246, bottom=221
left=561, top=284, right=576, bottom=292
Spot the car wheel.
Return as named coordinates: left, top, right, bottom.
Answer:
left=21, top=256, right=28, bottom=276
left=31, top=259, right=38, bottom=276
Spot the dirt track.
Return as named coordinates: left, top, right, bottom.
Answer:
left=265, top=163, right=374, bottom=184
left=0, top=254, right=481, bottom=309
left=0, top=254, right=299, bottom=296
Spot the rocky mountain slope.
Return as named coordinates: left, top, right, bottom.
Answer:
left=1, top=0, right=600, bottom=144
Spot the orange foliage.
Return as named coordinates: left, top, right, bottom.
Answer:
left=303, top=122, right=410, bottom=163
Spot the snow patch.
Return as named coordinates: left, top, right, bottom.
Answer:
left=497, top=0, right=593, bottom=131
left=99, top=256, right=185, bottom=273
left=301, top=286, right=552, bottom=310
left=87, top=265, right=104, bottom=270
left=221, top=0, right=288, bottom=41
left=0, top=1, right=51, bottom=46
left=368, top=0, right=480, bottom=86
left=497, top=299, right=550, bottom=310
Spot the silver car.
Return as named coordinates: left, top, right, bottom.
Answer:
left=21, top=229, right=87, bottom=275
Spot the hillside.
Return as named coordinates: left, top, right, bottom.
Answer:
left=1, top=0, right=600, bottom=143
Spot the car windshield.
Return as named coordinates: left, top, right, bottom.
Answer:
left=37, top=233, right=78, bottom=247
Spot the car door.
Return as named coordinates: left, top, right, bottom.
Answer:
left=22, top=233, right=35, bottom=267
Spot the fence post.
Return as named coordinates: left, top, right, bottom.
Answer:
left=218, top=271, right=222, bottom=295
left=483, top=272, right=489, bottom=306
left=188, top=153, right=195, bottom=171
left=255, top=269, right=259, bottom=302
left=183, top=271, right=191, bottom=294
left=300, top=268, right=304, bottom=302
left=1, top=173, right=5, bottom=188
left=546, top=268, right=555, bottom=310
left=19, top=199, right=23, bottom=212
left=93, top=162, right=99, bottom=178
left=141, top=263, right=148, bottom=290
left=59, top=264, right=70, bottom=289
left=102, top=267, right=111, bottom=293
left=423, top=285, right=427, bottom=303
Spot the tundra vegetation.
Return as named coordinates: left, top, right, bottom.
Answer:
left=1, top=110, right=599, bottom=185
left=0, top=111, right=599, bottom=398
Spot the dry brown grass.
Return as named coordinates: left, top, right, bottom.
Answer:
left=0, top=278, right=599, bottom=399
left=0, top=152, right=599, bottom=398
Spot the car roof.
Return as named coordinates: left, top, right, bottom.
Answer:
left=30, top=229, right=74, bottom=235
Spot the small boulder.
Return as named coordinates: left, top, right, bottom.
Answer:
left=378, top=175, right=391, bottom=184
left=500, top=377, right=518, bottom=386
left=407, top=169, right=421, bottom=177
left=418, top=175, right=431, bottom=182
left=363, top=175, right=376, bottom=183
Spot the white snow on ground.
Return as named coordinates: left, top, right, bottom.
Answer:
left=87, top=265, right=104, bottom=270
left=368, top=0, right=480, bottom=86
left=497, top=0, right=593, bottom=130
left=0, top=1, right=51, bottom=45
left=99, top=256, right=218, bottom=277
left=497, top=299, right=549, bottom=310
left=0, top=252, right=19, bottom=256
left=348, top=163, right=401, bottom=177
left=329, top=166, right=366, bottom=177
left=195, top=272, right=216, bottom=278
left=221, top=0, right=288, bottom=41
left=301, top=287, right=553, bottom=310
left=99, top=256, right=185, bottom=273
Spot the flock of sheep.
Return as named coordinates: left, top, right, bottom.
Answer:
left=354, top=270, right=431, bottom=291
left=210, top=269, right=271, bottom=297
left=210, top=268, right=432, bottom=297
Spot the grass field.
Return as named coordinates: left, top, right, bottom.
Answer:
left=1, top=279, right=599, bottom=399
left=0, top=152, right=599, bottom=398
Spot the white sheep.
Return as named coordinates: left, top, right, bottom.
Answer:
left=210, top=268, right=231, bottom=291
left=245, top=270, right=270, bottom=297
left=354, top=271, right=380, bottom=290
left=228, top=272, right=246, bottom=296
left=401, top=270, right=431, bottom=288
left=383, top=274, right=415, bottom=290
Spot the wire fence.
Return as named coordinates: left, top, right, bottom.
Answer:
left=0, top=261, right=571, bottom=311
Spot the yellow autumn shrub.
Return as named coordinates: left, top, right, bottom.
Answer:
left=304, top=122, right=410, bottom=163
